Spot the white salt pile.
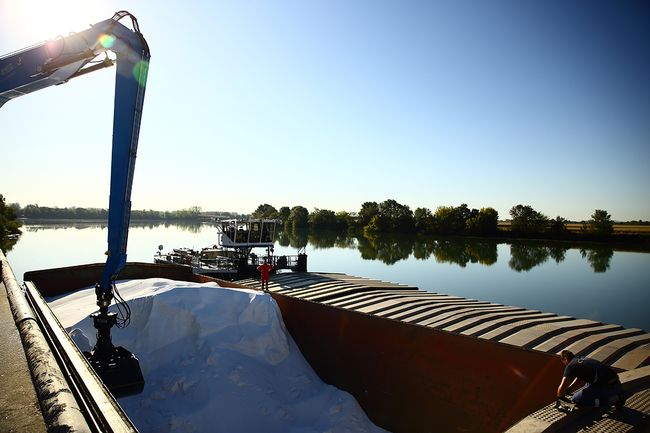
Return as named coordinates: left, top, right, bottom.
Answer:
left=49, top=279, right=388, bottom=433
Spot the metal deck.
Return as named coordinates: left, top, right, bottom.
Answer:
left=506, top=366, right=650, bottom=432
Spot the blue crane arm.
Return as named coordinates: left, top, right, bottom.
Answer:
left=0, top=11, right=150, bottom=305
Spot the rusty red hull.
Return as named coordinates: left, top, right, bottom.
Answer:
left=25, top=263, right=563, bottom=432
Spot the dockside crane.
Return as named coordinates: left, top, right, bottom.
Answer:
left=0, top=11, right=150, bottom=396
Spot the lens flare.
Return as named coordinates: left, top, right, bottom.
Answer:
left=99, top=34, right=116, bottom=49
left=510, top=366, right=527, bottom=380
left=132, top=60, right=149, bottom=87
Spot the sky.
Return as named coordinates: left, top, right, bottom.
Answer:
left=1, top=0, right=648, bottom=221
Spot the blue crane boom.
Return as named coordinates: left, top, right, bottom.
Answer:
left=0, top=11, right=150, bottom=396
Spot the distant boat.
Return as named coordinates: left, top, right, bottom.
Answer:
left=154, top=218, right=306, bottom=279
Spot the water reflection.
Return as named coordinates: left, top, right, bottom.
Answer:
left=506, top=242, right=612, bottom=273
left=432, top=239, right=498, bottom=267
left=13, top=221, right=617, bottom=273
left=23, top=220, right=204, bottom=232
left=549, top=245, right=569, bottom=263
left=277, top=229, right=309, bottom=249
left=25, top=222, right=107, bottom=231
left=301, top=230, right=614, bottom=273
left=580, top=247, right=613, bottom=273
left=7, top=222, right=646, bottom=331
left=357, top=234, right=412, bottom=265
left=509, top=243, right=552, bottom=272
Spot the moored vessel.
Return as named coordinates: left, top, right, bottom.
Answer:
left=154, top=218, right=307, bottom=280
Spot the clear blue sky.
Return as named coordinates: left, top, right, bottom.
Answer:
left=1, top=0, right=648, bottom=221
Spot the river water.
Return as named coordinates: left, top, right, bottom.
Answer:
left=4, top=221, right=650, bottom=331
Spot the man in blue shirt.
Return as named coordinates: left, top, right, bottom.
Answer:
left=556, top=350, right=624, bottom=408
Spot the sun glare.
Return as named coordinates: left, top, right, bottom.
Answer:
left=1, top=0, right=111, bottom=47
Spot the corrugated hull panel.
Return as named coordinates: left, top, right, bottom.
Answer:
left=238, top=272, right=650, bottom=372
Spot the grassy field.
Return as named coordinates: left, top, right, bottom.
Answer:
left=498, top=222, right=650, bottom=235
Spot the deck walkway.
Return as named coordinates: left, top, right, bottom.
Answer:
left=0, top=258, right=47, bottom=433
left=506, top=366, right=650, bottom=433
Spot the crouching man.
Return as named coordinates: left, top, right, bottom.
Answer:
left=557, top=349, right=624, bottom=408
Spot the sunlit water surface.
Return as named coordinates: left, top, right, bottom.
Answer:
left=6, top=221, right=649, bottom=331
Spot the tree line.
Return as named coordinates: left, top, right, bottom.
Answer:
left=251, top=200, right=623, bottom=240
left=0, top=194, right=22, bottom=251
left=9, top=204, right=244, bottom=221
left=1, top=194, right=644, bottom=246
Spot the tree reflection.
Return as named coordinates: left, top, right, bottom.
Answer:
left=580, top=247, right=613, bottom=273
left=433, top=239, right=473, bottom=267
left=412, top=238, right=436, bottom=260
left=163, top=221, right=203, bottom=233
left=432, top=238, right=498, bottom=267
left=356, top=233, right=412, bottom=265
left=25, top=222, right=107, bottom=231
left=507, top=242, right=613, bottom=273
left=548, top=245, right=569, bottom=263
left=277, top=229, right=309, bottom=249
left=465, top=241, right=498, bottom=266
left=22, top=220, right=208, bottom=232
left=8, top=222, right=623, bottom=274
left=509, top=243, right=550, bottom=272
left=356, top=234, right=379, bottom=261
left=375, top=235, right=413, bottom=265
left=308, top=230, right=348, bottom=249
left=353, top=234, right=499, bottom=267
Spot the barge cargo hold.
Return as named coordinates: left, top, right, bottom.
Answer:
left=2, top=253, right=649, bottom=432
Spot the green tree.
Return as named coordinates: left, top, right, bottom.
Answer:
left=509, top=204, right=549, bottom=234
left=363, top=214, right=382, bottom=234
left=309, top=208, right=338, bottom=230
left=433, top=204, right=474, bottom=234
left=548, top=216, right=568, bottom=235
left=252, top=204, right=278, bottom=219
left=433, top=206, right=456, bottom=234
left=466, top=207, right=499, bottom=235
left=278, top=206, right=290, bottom=224
left=0, top=194, right=22, bottom=247
left=414, top=207, right=434, bottom=233
left=334, top=211, right=354, bottom=230
left=286, top=206, right=309, bottom=230
left=586, top=209, right=614, bottom=236
left=375, top=199, right=415, bottom=233
left=358, top=201, right=379, bottom=227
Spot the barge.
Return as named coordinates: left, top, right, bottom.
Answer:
left=3, top=250, right=649, bottom=432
